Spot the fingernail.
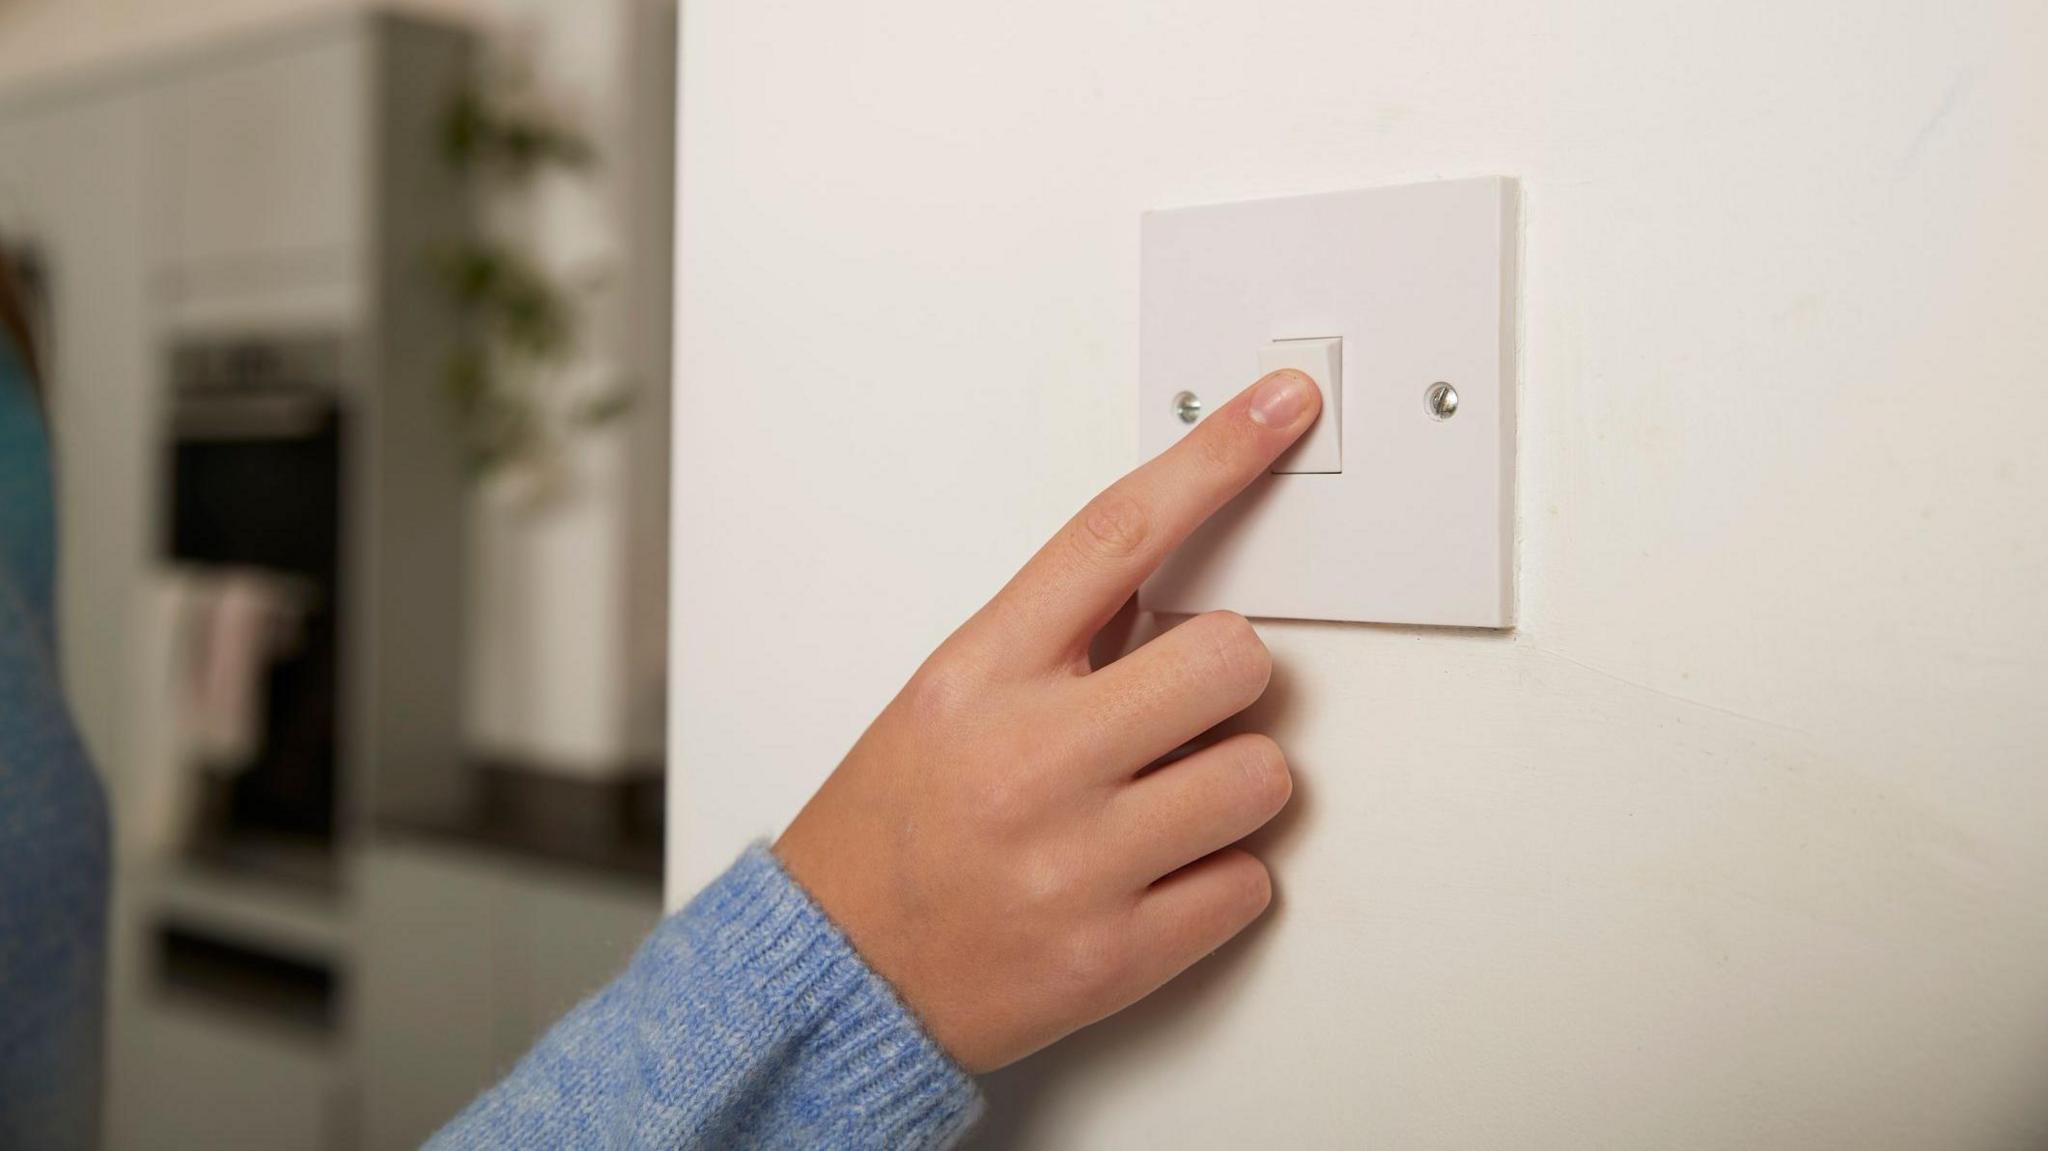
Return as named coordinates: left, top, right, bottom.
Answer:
left=1249, top=371, right=1314, bottom=428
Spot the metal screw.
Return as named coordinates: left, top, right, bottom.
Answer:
left=1171, top=390, right=1203, bottom=424
left=1425, top=381, right=1459, bottom=420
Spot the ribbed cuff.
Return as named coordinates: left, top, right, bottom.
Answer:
left=672, top=843, right=983, bottom=1148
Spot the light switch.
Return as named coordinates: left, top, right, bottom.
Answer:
left=1262, top=337, right=1341, bottom=474
left=1138, top=177, right=1518, bottom=628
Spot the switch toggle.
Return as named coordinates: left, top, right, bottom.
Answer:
left=1261, top=337, right=1341, bottom=474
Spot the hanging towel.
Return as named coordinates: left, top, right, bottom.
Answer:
left=128, top=565, right=307, bottom=854
left=184, top=569, right=292, bottom=770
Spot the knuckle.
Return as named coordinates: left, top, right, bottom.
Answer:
left=1193, top=420, right=1242, bottom=473
left=900, top=655, right=977, bottom=727
left=1052, top=926, right=1121, bottom=997
left=1200, top=611, right=1272, bottom=696
left=1072, top=490, right=1150, bottom=564
left=972, top=775, right=1035, bottom=835
left=1017, top=850, right=1081, bottom=911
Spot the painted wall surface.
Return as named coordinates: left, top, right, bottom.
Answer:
left=671, top=2, right=2048, bottom=1147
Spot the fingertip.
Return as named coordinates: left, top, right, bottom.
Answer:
left=1247, top=369, right=1320, bottom=431
left=1232, top=849, right=1275, bottom=917
left=1188, top=846, right=1275, bottom=925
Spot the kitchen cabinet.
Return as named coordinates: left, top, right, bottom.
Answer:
left=356, top=839, right=659, bottom=1151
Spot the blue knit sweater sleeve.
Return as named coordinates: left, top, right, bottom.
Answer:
left=0, top=345, right=109, bottom=1151
left=427, top=844, right=983, bottom=1149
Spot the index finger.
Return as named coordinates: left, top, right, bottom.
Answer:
left=969, top=369, right=1322, bottom=670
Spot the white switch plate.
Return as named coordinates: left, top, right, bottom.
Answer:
left=1262, top=337, right=1342, bottom=475
left=1139, top=177, right=1518, bottom=628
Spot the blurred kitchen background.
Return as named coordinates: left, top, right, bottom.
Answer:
left=0, top=1, right=674, bottom=1146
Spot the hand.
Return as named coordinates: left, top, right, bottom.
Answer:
left=774, top=369, right=1322, bottom=1073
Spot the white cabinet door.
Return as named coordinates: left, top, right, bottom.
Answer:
left=0, top=85, right=152, bottom=790
left=145, top=28, right=366, bottom=286
left=113, top=1002, right=346, bottom=1151
left=356, top=844, right=503, bottom=1151
left=358, top=840, right=660, bottom=1151
left=493, top=856, right=664, bottom=1071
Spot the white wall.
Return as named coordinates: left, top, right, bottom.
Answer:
left=670, top=2, right=2048, bottom=1147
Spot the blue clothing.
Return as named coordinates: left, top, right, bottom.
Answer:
left=431, top=844, right=982, bottom=1149
left=0, top=346, right=110, bottom=1150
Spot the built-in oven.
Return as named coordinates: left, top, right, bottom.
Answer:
left=166, top=335, right=346, bottom=855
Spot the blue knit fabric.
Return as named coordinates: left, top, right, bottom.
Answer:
left=429, top=844, right=983, bottom=1149
left=0, top=345, right=110, bottom=1151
